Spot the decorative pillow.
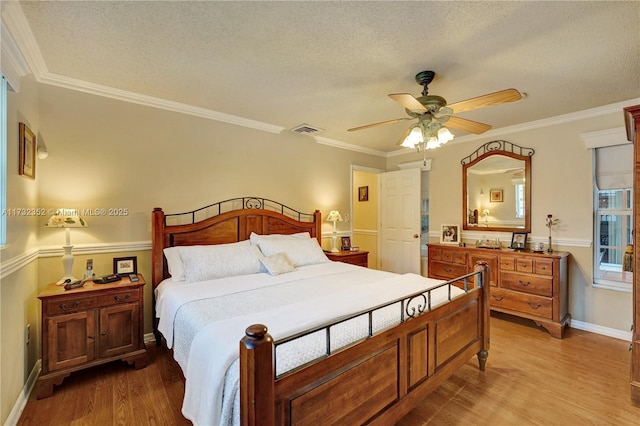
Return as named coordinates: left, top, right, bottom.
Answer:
left=180, top=243, right=264, bottom=283
left=255, top=238, right=330, bottom=267
left=249, top=231, right=310, bottom=245
left=259, top=252, right=296, bottom=276
left=164, top=240, right=251, bottom=281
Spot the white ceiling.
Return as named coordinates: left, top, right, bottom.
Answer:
left=3, top=1, right=640, bottom=153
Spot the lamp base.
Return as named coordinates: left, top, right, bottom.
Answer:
left=56, top=275, right=80, bottom=286
left=330, top=248, right=340, bottom=253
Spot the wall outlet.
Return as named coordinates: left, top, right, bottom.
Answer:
left=26, top=323, right=30, bottom=345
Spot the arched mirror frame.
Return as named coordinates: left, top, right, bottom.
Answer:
left=462, top=140, right=534, bottom=233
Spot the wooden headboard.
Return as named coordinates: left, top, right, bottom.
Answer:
left=151, top=197, right=322, bottom=288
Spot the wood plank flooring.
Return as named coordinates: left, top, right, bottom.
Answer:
left=18, top=313, right=640, bottom=425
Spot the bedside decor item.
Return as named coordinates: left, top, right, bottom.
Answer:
left=358, top=186, right=369, bottom=201
left=440, top=224, right=460, bottom=244
left=113, top=256, right=138, bottom=276
left=46, top=209, right=88, bottom=285
left=510, top=232, right=527, bottom=250
left=533, top=242, right=545, bottom=253
left=19, top=122, right=36, bottom=179
left=341, top=236, right=351, bottom=251
left=545, top=214, right=558, bottom=253
left=326, top=210, right=343, bottom=252
left=490, top=188, right=503, bottom=202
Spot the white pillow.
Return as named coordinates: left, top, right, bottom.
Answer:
left=249, top=231, right=310, bottom=245
left=164, top=240, right=251, bottom=281
left=260, top=252, right=296, bottom=276
left=255, top=238, right=330, bottom=267
left=180, top=243, right=264, bottom=283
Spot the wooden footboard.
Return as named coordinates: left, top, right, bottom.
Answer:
left=240, top=263, right=491, bottom=425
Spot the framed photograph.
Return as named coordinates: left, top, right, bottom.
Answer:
left=440, top=224, right=460, bottom=245
left=341, top=236, right=351, bottom=251
left=510, top=232, right=528, bottom=250
left=358, top=186, right=369, bottom=202
left=113, top=256, right=138, bottom=276
left=490, top=188, right=503, bottom=203
left=19, top=122, right=36, bottom=179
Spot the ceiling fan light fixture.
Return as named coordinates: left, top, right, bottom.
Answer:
left=402, top=123, right=454, bottom=151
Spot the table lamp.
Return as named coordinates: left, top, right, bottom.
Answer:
left=326, top=210, right=343, bottom=252
left=46, top=209, right=88, bottom=285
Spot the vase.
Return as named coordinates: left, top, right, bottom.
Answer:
left=547, top=234, right=553, bottom=253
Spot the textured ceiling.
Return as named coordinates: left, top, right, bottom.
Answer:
left=6, top=1, right=640, bottom=153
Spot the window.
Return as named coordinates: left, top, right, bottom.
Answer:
left=514, top=183, right=525, bottom=219
left=0, top=75, right=6, bottom=247
left=593, top=144, right=633, bottom=291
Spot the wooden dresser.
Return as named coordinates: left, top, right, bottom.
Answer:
left=36, top=274, right=148, bottom=398
left=325, top=250, right=369, bottom=267
left=427, top=243, right=569, bottom=338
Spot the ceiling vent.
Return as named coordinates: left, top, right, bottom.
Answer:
left=290, top=124, right=324, bottom=135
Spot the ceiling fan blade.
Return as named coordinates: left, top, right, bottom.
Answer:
left=446, top=116, right=492, bottom=134
left=395, top=127, right=412, bottom=146
left=348, top=117, right=410, bottom=132
left=388, top=93, right=427, bottom=113
left=447, top=89, right=522, bottom=114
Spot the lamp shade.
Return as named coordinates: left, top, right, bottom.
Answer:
left=46, top=209, right=87, bottom=228
left=326, top=210, right=343, bottom=222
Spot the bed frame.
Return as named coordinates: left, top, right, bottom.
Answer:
left=151, top=197, right=491, bottom=426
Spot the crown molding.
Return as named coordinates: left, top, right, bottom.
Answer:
left=0, top=11, right=30, bottom=91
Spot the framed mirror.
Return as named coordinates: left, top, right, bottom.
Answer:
left=462, top=141, right=534, bottom=233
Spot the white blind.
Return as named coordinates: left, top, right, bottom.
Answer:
left=595, top=143, right=633, bottom=190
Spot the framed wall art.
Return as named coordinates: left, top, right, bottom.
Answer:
left=19, top=122, right=36, bottom=179
left=358, top=186, right=369, bottom=201
left=490, top=188, right=503, bottom=203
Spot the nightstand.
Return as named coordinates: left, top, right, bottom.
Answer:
left=326, top=250, right=369, bottom=267
left=36, top=274, right=148, bottom=398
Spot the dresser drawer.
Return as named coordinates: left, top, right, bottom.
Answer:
left=515, top=258, right=534, bottom=273
left=490, top=288, right=553, bottom=319
left=430, top=261, right=467, bottom=280
left=535, top=259, right=553, bottom=276
left=500, top=271, right=553, bottom=297
left=500, top=256, right=516, bottom=271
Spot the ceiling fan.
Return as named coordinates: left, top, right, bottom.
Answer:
left=348, top=70, right=523, bottom=146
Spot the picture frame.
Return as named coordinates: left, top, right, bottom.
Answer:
left=19, top=122, right=36, bottom=179
left=510, top=232, right=528, bottom=250
left=440, top=224, right=460, bottom=245
left=341, top=236, right=351, bottom=251
left=113, top=256, right=138, bottom=276
left=490, top=188, right=503, bottom=203
left=358, top=186, right=369, bottom=202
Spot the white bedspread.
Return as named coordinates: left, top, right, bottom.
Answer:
left=156, top=262, right=461, bottom=425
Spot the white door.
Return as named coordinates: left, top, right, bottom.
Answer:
left=379, top=168, right=421, bottom=274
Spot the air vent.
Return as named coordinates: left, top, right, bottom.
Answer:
left=290, top=124, right=324, bottom=134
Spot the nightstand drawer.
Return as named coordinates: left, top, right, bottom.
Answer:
left=97, top=289, right=140, bottom=306
left=45, top=296, right=98, bottom=316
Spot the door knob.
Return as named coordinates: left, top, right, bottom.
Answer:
left=413, top=234, right=419, bottom=238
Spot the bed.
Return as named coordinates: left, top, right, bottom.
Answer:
left=151, top=197, right=491, bottom=426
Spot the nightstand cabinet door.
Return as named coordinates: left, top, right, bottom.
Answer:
left=46, top=310, right=96, bottom=372
left=99, top=303, right=140, bottom=358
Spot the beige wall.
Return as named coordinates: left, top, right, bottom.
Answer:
left=386, top=109, right=632, bottom=332
left=352, top=170, right=379, bottom=268
left=0, top=79, right=387, bottom=424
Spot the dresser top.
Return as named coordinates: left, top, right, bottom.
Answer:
left=427, top=243, right=569, bottom=259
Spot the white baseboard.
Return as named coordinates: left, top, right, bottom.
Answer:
left=4, top=360, right=40, bottom=426
left=570, top=319, right=632, bottom=342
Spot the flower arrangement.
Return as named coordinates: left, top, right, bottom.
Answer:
left=545, top=214, right=558, bottom=253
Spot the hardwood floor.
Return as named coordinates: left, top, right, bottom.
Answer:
left=18, top=313, right=640, bottom=425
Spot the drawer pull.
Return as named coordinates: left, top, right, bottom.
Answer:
left=518, top=280, right=531, bottom=287
left=527, top=302, right=542, bottom=310
left=491, top=295, right=504, bottom=301
left=60, top=301, right=80, bottom=311
left=88, top=334, right=95, bottom=340
left=114, top=294, right=131, bottom=302
left=444, top=268, right=452, bottom=273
